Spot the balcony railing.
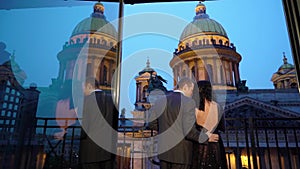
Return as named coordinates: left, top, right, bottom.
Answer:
left=0, top=117, right=299, bottom=169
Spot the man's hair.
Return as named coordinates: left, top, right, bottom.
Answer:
left=176, top=77, right=194, bottom=89
left=85, top=77, right=100, bottom=89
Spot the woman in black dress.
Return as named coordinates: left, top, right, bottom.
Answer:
left=192, top=80, right=227, bottom=169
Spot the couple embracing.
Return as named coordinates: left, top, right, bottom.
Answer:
left=148, top=77, right=227, bottom=169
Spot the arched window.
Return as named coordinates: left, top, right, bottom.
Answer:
left=199, top=40, right=202, bottom=46
left=192, top=40, right=197, bottom=47
left=102, top=39, right=107, bottom=46
left=83, top=37, right=88, bottom=43
left=97, top=39, right=101, bottom=44
left=290, top=82, right=297, bottom=88
left=219, top=39, right=223, bottom=45
left=211, top=38, right=216, bottom=45
left=180, top=45, right=184, bottom=51
left=76, top=38, right=80, bottom=44
left=225, top=41, right=229, bottom=46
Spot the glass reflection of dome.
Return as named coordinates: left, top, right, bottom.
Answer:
left=71, top=2, right=117, bottom=39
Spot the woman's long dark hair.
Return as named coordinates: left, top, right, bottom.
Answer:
left=193, top=80, right=213, bottom=111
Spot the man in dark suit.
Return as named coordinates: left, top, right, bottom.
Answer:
left=79, top=78, right=119, bottom=169
left=148, top=77, right=218, bottom=169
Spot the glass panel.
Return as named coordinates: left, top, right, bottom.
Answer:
left=0, top=1, right=120, bottom=168
left=0, top=1, right=299, bottom=169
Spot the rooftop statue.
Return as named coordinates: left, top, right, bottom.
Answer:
left=147, top=71, right=168, bottom=93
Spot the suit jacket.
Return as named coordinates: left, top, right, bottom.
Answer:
left=79, top=90, right=119, bottom=163
left=148, top=91, right=202, bottom=165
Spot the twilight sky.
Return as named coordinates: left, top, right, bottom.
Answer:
left=0, top=0, right=293, bottom=115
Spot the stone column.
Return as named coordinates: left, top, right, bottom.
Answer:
left=174, top=65, right=178, bottom=87
left=108, top=60, right=113, bottom=84
left=99, top=59, right=104, bottom=84
left=229, top=61, right=233, bottom=86
left=194, top=58, right=199, bottom=80
left=233, top=62, right=239, bottom=85
left=213, top=56, right=218, bottom=84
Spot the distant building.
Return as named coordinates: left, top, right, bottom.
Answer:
left=0, top=42, right=40, bottom=169
left=271, top=53, right=298, bottom=89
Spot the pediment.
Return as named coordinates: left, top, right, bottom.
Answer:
left=224, top=96, right=299, bottom=118
left=224, top=97, right=300, bottom=127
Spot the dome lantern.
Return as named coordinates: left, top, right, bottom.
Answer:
left=70, top=2, right=117, bottom=38
left=180, top=2, right=228, bottom=41
left=194, top=2, right=209, bottom=20
left=139, top=58, right=155, bottom=75
left=92, top=2, right=105, bottom=18
left=278, top=52, right=295, bottom=71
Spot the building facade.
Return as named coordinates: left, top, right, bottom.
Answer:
left=0, top=42, right=40, bottom=169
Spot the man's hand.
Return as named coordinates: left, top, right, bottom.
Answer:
left=208, top=133, right=219, bottom=142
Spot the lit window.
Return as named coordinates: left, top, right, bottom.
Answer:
left=3, top=103, right=7, bottom=108
left=5, top=87, right=10, bottom=93
left=0, top=120, right=3, bottom=124
left=1, top=110, right=5, bottom=116
left=4, top=95, right=8, bottom=101
left=10, top=96, right=14, bottom=102
left=14, top=105, right=18, bottom=110
left=11, top=89, right=15, bottom=94
left=15, top=97, right=19, bottom=103
left=8, top=104, right=13, bottom=109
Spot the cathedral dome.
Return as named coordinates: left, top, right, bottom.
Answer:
left=71, top=2, right=117, bottom=38
left=180, top=2, right=227, bottom=41
left=271, top=53, right=297, bottom=89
